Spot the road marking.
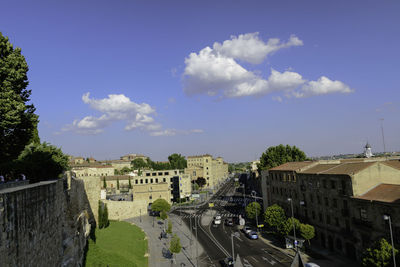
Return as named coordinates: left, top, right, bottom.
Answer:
left=236, top=243, right=240, bottom=248
left=262, top=256, right=276, bottom=265
left=243, top=258, right=253, bottom=267
left=250, top=256, right=259, bottom=262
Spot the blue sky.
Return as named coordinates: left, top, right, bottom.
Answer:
left=1, top=0, right=399, bottom=162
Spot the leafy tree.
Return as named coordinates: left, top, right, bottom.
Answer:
left=245, top=201, right=261, bottom=220
left=131, top=158, right=147, bottom=170
left=195, top=177, right=207, bottom=188
left=169, top=234, right=182, bottom=254
left=168, top=153, right=187, bottom=169
left=114, top=169, right=120, bottom=175
left=264, top=204, right=287, bottom=232
left=279, top=217, right=300, bottom=237
left=151, top=198, right=171, bottom=213
left=300, top=223, right=315, bottom=245
left=120, top=166, right=131, bottom=175
left=16, top=142, right=69, bottom=183
left=258, top=144, right=307, bottom=171
left=166, top=219, right=173, bottom=234
left=117, top=178, right=120, bottom=190
left=128, top=178, right=132, bottom=189
left=103, top=177, right=107, bottom=189
left=192, top=182, right=199, bottom=191
left=362, top=238, right=398, bottom=267
left=0, top=32, right=39, bottom=164
left=160, top=210, right=168, bottom=221
left=147, top=158, right=171, bottom=170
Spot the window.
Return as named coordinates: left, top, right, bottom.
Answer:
left=146, top=173, right=150, bottom=176
left=312, top=211, right=316, bottom=220
left=170, top=178, right=173, bottom=182
left=360, top=209, right=368, bottom=221
left=156, top=178, right=158, bottom=183
left=323, top=180, right=327, bottom=188
left=310, top=194, right=314, bottom=203
left=158, top=172, right=162, bottom=175
left=150, top=179, right=153, bottom=183
left=164, top=172, right=169, bottom=175
left=335, top=217, right=339, bottom=226
left=324, top=197, right=329, bottom=207
left=135, top=180, right=138, bottom=184
left=317, top=195, right=321, bottom=204
left=152, top=172, right=156, bottom=176
left=331, top=180, right=336, bottom=189
left=326, top=215, right=331, bottom=224
left=163, top=178, right=166, bottom=182
left=149, top=195, right=152, bottom=200
left=319, top=213, right=323, bottom=222
left=145, top=179, right=148, bottom=183
left=333, top=198, right=337, bottom=208
left=140, top=179, right=143, bottom=184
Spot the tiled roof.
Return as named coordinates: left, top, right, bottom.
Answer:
left=269, top=162, right=315, bottom=171
left=300, top=162, right=375, bottom=175
left=187, top=154, right=212, bottom=158
left=355, top=184, right=400, bottom=203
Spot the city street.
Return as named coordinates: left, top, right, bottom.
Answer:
left=175, top=179, right=294, bottom=267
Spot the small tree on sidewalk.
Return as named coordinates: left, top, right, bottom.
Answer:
left=166, top=219, right=173, bottom=234
left=300, top=223, right=315, bottom=245
left=169, top=234, right=182, bottom=262
left=245, top=201, right=261, bottom=220
left=362, top=238, right=398, bottom=267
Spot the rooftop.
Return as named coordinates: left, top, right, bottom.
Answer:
left=269, top=161, right=315, bottom=171
left=355, top=184, right=400, bottom=203
left=300, top=161, right=375, bottom=175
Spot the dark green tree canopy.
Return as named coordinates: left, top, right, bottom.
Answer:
left=362, top=238, right=398, bottom=267
left=168, top=153, right=187, bottom=169
left=131, top=158, right=148, bottom=170
left=151, top=198, right=171, bottom=213
left=245, top=201, right=261, bottom=220
left=264, top=204, right=287, bottom=231
left=17, top=142, right=69, bottom=183
left=0, top=32, right=39, bottom=163
left=195, top=177, right=207, bottom=188
left=169, top=234, right=182, bottom=254
left=258, top=144, right=307, bottom=171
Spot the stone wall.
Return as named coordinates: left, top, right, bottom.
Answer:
left=0, top=180, right=65, bottom=266
left=103, top=199, right=148, bottom=220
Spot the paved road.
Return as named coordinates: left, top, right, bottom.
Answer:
left=175, top=179, right=294, bottom=267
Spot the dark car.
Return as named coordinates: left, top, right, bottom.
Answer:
left=225, top=218, right=234, bottom=226
left=149, top=210, right=160, bottom=216
left=220, top=257, right=234, bottom=266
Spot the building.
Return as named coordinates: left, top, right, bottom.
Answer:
left=185, top=154, right=229, bottom=190
left=120, top=153, right=148, bottom=162
left=261, top=157, right=400, bottom=261
left=71, top=164, right=114, bottom=178
left=101, top=159, right=132, bottom=170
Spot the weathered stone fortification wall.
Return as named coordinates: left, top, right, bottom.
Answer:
left=0, top=173, right=98, bottom=267
left=103, top=199, right=148, bottom=220
left=0, top=180, right=65, bottom=267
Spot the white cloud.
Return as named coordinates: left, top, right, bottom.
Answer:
left=292, top=76, right=354, bottom=98
left=62, top=93, right=203, bottom=136
left=183, top=33, right=353, bottom=100
left=213, top=33, right=303, bottom=64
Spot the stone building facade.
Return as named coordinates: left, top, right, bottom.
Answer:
left=185, top=154, right=229, bottom=190
left=71, top=164, right=114, bottom=177
left=261, top=158, right=400, bottom=261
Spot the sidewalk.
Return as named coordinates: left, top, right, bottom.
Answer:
left=126, top=213, right=204, bottom=267
left=258, top=232, right=357, bottom=267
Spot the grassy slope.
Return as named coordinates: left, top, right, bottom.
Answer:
left=85, top=221, right=148, bottom=267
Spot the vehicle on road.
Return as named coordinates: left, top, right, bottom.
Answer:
left=225, top=218, right=233, bottom=226
left=215, top=214, right=222, bottom=220
left=241, top=226, right=252, bottom=234
left=214, top=218, right=222, bottom=225
left=246, top=231, right=258, bottom=240
left=220, top=257, right=234, bottom=266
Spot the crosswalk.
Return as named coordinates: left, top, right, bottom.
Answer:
left=180, top=213, right=241, bottom=219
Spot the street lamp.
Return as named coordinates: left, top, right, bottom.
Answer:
left=384, top=214, right=396, bottom=267
left=287, top=198, right=297, bottom=251
left=231, top=232, right=240, bottom=262
left=251, top=190, right=259, bottom=232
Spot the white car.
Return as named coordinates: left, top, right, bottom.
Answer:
left=215, top=214, right=222, bottom=220
left=214, top=218, right=221, bottom=225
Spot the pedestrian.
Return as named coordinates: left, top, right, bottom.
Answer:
left=21, top=174, right=26, bottom=180
left=0, top=175, right=4, bottom=183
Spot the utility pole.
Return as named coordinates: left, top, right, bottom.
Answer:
left=288, top=198, right=297, bottom=251
left=195, top=216, right=199, bottom=267
left=384, top=215, right=396, bottom=267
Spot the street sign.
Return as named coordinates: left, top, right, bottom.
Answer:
left=208, top=203, right=214, bottom=207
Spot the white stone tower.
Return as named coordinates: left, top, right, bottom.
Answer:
left=364, top=142, right=373, bottom=158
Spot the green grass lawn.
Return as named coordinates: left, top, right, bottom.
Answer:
left=85, top=221, right=148, bottom=267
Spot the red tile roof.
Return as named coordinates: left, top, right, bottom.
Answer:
left=269, top=162, right=315, bottom=171
left=356, top=184, right=400, bottom=203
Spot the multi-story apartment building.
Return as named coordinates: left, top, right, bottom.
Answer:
left=72, top=164, right=114, bottom=177
left=185, top=154, right=229, bottom=190
left=261, top=158, right=400, bottom=261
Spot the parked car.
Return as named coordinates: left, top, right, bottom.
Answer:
left=220, top=257, right=234, bottom=266
left=241, top=226, right=252, bottom=234
left=215, top=214, right=222, bottom=220
left=214, top=218, right=222, bottom=225
left=225, top=218, right=234, bottom=226
left=246, top=231, right=258, bottom=240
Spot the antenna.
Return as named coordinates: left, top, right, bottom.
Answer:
left=380, top=118, right=386, bottom=154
